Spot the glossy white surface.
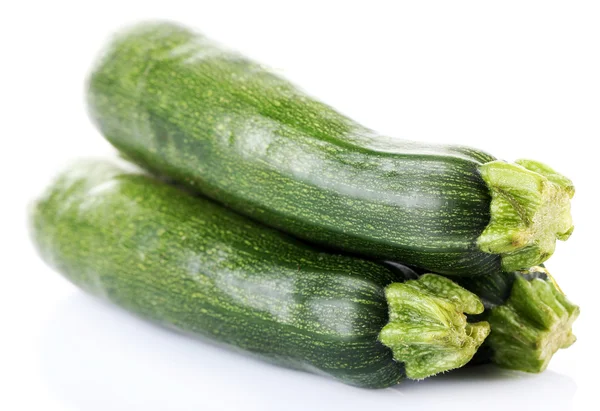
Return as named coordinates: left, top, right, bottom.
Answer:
left=2, top=1, right=599, bottom=410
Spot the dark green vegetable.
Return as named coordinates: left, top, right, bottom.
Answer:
left=30, top=159, right=489, bottom=388
left=87, top=21, right=575, bottom=277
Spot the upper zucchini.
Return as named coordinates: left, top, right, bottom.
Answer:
left=87, top=21, right=574, bottom=276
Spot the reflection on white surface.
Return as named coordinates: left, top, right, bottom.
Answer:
left=40, top=293, right=576, bottom=411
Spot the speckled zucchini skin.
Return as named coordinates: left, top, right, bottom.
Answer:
left=87, top=21, right=500, bottom=277
left=30, top=160, right=406, bottom=388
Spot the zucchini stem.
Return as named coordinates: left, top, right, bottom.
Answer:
left=379, top=274, right=490, bottom=380
left=485, top=274, right=579, bottom=373
left=477, top=159, right=574, bottom=271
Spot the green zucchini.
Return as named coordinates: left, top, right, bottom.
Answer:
left=87, top=21, right=574, bottom=277
left=457, top=266, right=579, bottom=372
left=30, top=159, right=489, bottom=388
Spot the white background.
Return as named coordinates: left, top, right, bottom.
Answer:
left=2, top=1, right=599, bottom=410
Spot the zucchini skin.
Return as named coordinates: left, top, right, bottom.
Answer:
left=87, top=22, right=501, bottom=277
left=31, top=160, right=405, bottom=388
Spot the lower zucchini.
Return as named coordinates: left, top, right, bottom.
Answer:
left=30, top=159, right=489, bottom=388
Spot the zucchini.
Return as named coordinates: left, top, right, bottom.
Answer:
left=385, top=262, right=579, bottom=372
left=30, top=159, right=489, bottom=388
left=458, top=266, right=579, bottom=372
left=87, top=21, right=574, bottom=277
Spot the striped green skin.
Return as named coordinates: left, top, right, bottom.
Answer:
left=385, top=260, right=544, bottom=310
left=87, top=21, right=501, bottom=278
left=456, top=267, right=548, bottom=311
left=31, top=160, right=407, bottom=388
